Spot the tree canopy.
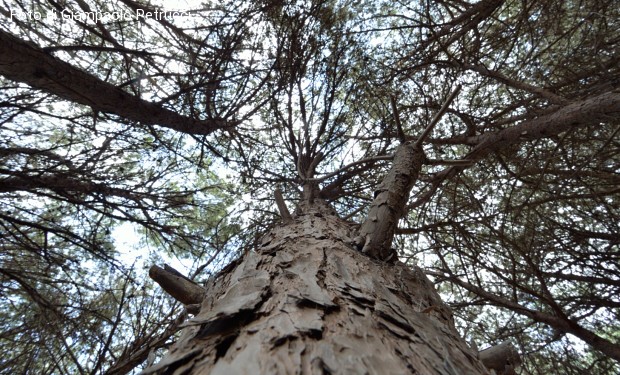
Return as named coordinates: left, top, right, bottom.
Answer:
left=1, top=0, right=619, bottom=373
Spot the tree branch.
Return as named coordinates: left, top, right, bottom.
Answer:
left=428, top=89, right=620, bottom=185
left=429, top=271, right=620, bottom=362
left=413, top=85, right=461, bottom=148
left=274, top=187, right=293, bottom=223
left=149, top=265, right=205, bottom=305
left=0, top=30, right=235, bottom=135
left=355, top=143, right=425, bottom=260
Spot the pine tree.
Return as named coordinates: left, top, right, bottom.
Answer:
left=1, top=0, right=619, bottom=373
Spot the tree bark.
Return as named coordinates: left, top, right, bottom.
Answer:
left=144, top=206, right=489, bottom=374
left=356, top=143, right=425, bottom=261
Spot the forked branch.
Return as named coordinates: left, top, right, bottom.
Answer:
left=356, top=86, right=461, bottom=260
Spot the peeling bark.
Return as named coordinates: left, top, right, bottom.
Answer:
left=144, top=210, right=489, bottom=374
left=356, top=143, right=425, bottom=260
left=0, top=30, right=234, bottom=135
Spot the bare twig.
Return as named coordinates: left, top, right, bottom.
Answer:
left=414, top=85, right=462, bottom=148
left=309, top=154, right=394, bottom=183
left=391, top=95, right=407, bottom=143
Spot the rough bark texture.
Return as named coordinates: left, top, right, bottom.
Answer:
left=0, top=30, right=232, bottom=135
left=357, top=143, right=425, bottom=261
left=144, top=205, right=489, bottom=374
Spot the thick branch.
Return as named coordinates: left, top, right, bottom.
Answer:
left=356, top=143, right=425, bottom=260
left=274, top=187, right=293, bottom=223
left=0, top=173, right=143, bottom=200
left=0, top=31, right=234, bottom=135
left=466, top=90, right=620, bottom=160
left=355, top=87, right=460, bottom=260
left=429, top=90, right=620, bottom=185
left=149, top=265, right=205, bottom=305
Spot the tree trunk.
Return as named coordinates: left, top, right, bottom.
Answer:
left=144, top=203, right=489, bottom=374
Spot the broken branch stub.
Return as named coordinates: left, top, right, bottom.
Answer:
left=479, top=341, right=521, bottom=374
left=149, top=265, right=205, bottom=305
left=356, top=142, right=425, bottom=260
